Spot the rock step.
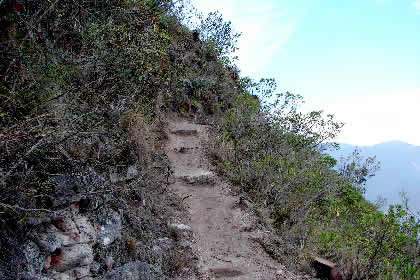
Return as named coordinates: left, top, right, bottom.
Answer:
left=208, top=267, right=245, bottom=278
left=173, top=146, right=198, bottom=153
left=175, top=170, right=216, bottom=184
left=170, top=129, right=199, bottom=136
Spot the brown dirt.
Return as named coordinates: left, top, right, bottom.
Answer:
left=165, top=118, right=310, bottom=280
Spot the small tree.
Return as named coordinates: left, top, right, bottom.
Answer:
left=198, top=11, right=241, bottom=58
left=337, top=147, right=380, bottom=193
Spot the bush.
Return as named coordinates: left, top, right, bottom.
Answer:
left=0, top=0, right=178, bottom=221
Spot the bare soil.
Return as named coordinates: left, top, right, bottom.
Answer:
left=165, top=118, right=309, bottom=280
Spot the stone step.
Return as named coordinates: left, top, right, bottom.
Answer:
left=175, top=170, right=216, bottom=184
left=170, top=129, right=199, bottom=136
left=173, top=146, right=198, bottom=153
left=208, top=267, right=245, bottom=278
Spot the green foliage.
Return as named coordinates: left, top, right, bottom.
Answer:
left=212, top=77, right=344, bottom=211
left=209, top=75, right=419, bottom=278
left=321, top=154, right=337, bottom=168
left=308, top=197, right=419, bottom=279
left=337, top=147, right=381, bottom=193
left=198, top=11, right=241, bottom=60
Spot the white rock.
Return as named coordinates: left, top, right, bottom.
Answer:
left=51, top=272, right=70, bottom=280
left=103, top=237, right=111, bottom=246
left=56, top=231, right=80, bottom=246
left=59, top=216, right=78, bottom=232
left=126, top=166, right=138, bottom=180
left=74, top=215, right=96, bottom=243
left=168, top=223, right=192, bottom=232
left=182, top=171, right=216, bottom=184
left=52, top=244, right=93, bottom=272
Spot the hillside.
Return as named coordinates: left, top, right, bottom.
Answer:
left=330, top=141, right=420, bottom=212
left=1, top=1, right=419, bottom=280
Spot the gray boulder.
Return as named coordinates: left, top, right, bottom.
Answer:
left=16, top=241, right=45, bottom=280
left=109, top=165, right=138, bottom=183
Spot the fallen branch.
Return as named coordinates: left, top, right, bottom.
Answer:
left=4, top=138, right=44, bottom=180
left=0, top=202, right=56, bottom=213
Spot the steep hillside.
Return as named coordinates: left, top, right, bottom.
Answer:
left=0, top=1, right=239, bottom=279
left=1, top=1, right=418, bottom=280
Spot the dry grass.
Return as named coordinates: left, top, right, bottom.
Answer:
left=167, top=247, right=197, bottom=278
left=120, top=112, right=158, bottom=167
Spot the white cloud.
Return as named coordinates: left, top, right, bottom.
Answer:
left=190, top=0, right=303, bottom=76
left=318, top=90, right=420, bottom=146
left=235, top=17, right=296, bottom=76
left=191, top=0, right=420, bottom=146
left=414, top=0, right=420, bottom=14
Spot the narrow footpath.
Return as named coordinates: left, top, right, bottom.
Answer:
left=165, top=118, right=308, bottom=280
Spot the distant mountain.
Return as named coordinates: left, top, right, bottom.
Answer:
left=328, top=141, right=420, bottom=213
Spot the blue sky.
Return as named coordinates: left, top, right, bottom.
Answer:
left=190, top=0, right=420, bottom=146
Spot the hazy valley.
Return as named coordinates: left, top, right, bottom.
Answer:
left=330, top=141, right=420, bottom=213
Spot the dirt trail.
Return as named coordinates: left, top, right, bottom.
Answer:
left=165, top=118, right=306, bottom=280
